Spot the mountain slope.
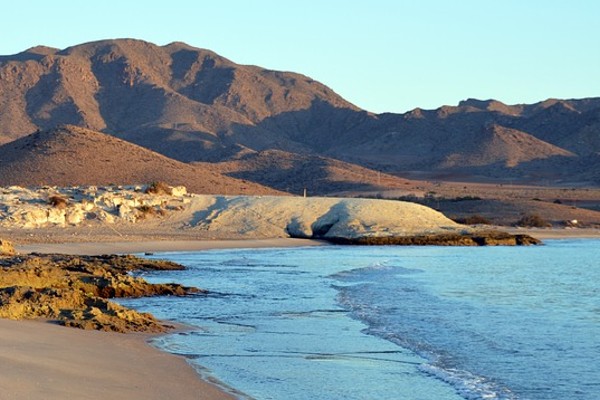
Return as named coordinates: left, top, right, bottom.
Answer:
left=202, top=149, right=415, bottom=195
left=0, top=39, right=362, bottom=160
left=1, top=39, right=599, bottom=184
left=326, top=99, right=599, bottom=182
left=438, top=124, right=575, bottom=168
left=0, top=125, right=279, bottom=194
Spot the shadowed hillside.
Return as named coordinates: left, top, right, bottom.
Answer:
left=0, top=125, right=279, bottom=195
left=201, top=149, right=415, bottom=195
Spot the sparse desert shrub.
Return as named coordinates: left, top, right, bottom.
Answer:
left=453, top=215, right=493, bottom=225
left=48, top=195, right=68, bottom=209
left=514, top=214, right=551, bottom=228
left=450, top=196, right=482, bottom=202
left=145, top=181, right=172, bottom=195
left=553, top=199, right=563, bottom=204
left=136, top=205, right=167, bottom=219
left=136, top=205, right=157, bottom=218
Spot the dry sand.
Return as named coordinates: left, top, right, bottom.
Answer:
left=505, top=227, right=600, bottom=239
left=16, top=237, right=325, bottom=255
left=0, top=318, right=234, bottom=400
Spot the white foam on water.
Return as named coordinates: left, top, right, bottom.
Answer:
left=419, top=363, right=517, bottom=400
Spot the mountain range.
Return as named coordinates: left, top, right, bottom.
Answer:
left=0, top=38, right=599, bottom=188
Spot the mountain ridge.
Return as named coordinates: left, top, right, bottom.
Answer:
left=1, top=39, right=599, bottom=184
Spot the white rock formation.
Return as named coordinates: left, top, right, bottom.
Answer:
left=185, top=195, right=461, bottom=239
left=0, top=185, right=466, bottom=239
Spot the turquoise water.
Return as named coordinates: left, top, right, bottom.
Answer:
left=120, top=240, right=600, bottom=399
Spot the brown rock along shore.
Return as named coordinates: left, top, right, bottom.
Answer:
left=0, top=251, right=200, bottom=333
left=323, top=230, right=542, bottom=246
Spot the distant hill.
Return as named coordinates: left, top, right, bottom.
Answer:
left=0, top=125, right=279, bottom=194
left=328, top=98, right=600, bottom=184
left=202, top=149, right=415, bottom=195
left=0, top=39, right=599, bottom=185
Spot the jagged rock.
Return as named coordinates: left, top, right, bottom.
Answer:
left=0, top=185, right=187, bottom=229
left=47, top=207, right=66, bottom=225
left=66, top=208, right=85, bottom=225
left=0, top=253, right=201, bottom=333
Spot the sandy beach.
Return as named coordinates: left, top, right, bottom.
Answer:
left=505, top=227, right=600, bottom=239
left=16, top=237, right=325, bottom=255
left=0, top=318, right=235, bottom=400
left=12, top=228, right=600, bottom=257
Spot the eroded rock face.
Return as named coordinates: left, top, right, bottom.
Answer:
left=0, top=185, right=190, bottom=228
left=0, top=253, right=200, bottom=333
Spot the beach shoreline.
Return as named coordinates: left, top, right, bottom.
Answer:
left=0, top=237, right=322, bottom=400
left=2, top=231, right=599, bottom=399
left=15, top=237, right=326, bottom=255
left=0, top=318, right=236, bottom=400
left=504, top=227, right=600, bottom=239
left=11, top=228, right=600, bottom=256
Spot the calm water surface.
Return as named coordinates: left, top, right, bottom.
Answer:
left=120, top=239, right=600, bottom=399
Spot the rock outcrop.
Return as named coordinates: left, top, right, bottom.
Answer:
left=183, top=195, right=540, bottom=245
left=0, top=239, right=15, bottom=255
left=325, top=231, right=541, bottom=246
left=0, top=184, right=191, bottom=228
left=0, top=185, right=540, bottom=245
left=0, top=253, right=200, bottom=332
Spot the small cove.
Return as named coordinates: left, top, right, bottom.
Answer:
left=120, top=239, right=600, bottom=399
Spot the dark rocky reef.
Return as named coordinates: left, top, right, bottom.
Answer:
left=0, top=252, right=201, bottom=333
left=323, top=231, right=541, bottom=246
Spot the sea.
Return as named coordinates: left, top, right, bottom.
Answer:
left=118, top=239, right=600, bottom=400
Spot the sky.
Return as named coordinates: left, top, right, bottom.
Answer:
left=1, top=0, right=599, bottom=114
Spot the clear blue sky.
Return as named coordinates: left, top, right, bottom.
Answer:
left=2, top=0, right=598, bottom=113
